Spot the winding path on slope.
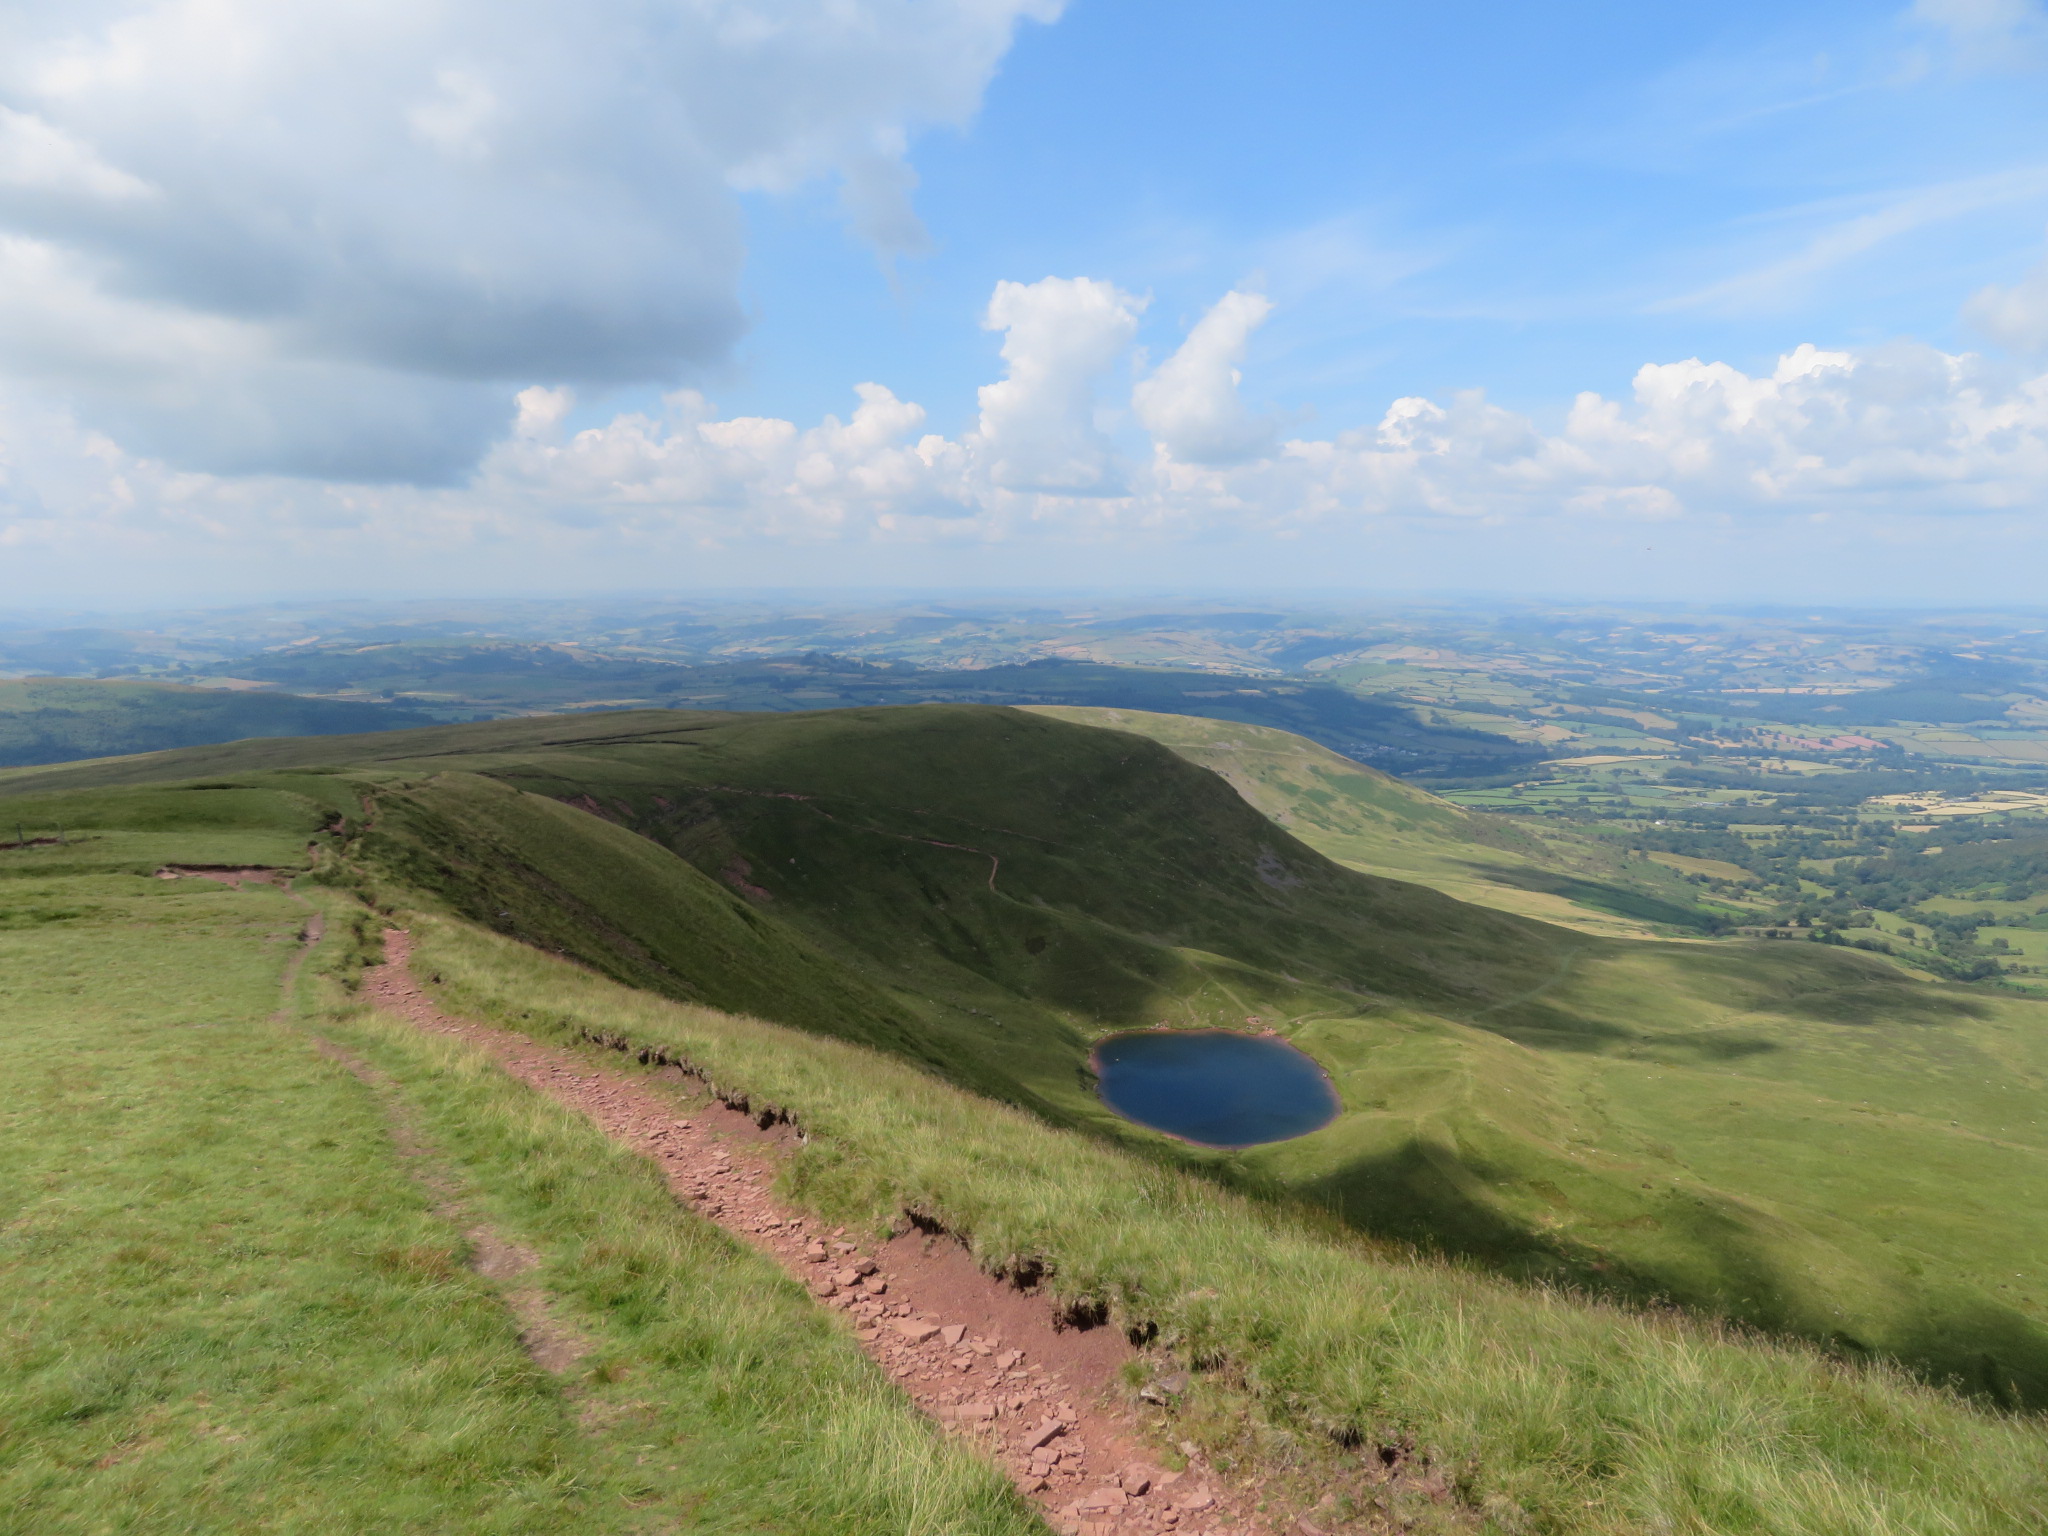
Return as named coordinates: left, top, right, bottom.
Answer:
left=358, top=928, right=1272, bottom=1536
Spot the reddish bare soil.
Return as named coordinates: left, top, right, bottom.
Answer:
left=154, top=865, right=285, bottom=886
left=359, top=929, right=1281, bottom=1536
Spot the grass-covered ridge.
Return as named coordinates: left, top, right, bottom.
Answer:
left=7, top=705, right=2048, bottom=1408
left=405, top=907, right=2048, bottom=1535
left=1019, top=704, right=1728, bottom=937
left=0, top=796, right=1038, bottom=1535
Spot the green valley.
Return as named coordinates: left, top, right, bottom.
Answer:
left=3, top=704, right=2047, bottom=1533
left=9, top=703, right=2048, bottom=1423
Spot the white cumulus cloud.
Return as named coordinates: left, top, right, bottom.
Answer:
left=1273, top=341, right=2048, bottom=522
left=969, top=277, right=1145, bottom=494
left=7, top=282, right=2048, bottom=589
left=0, top=0, right=1058, bottom=481
left=1133, top=290, right=1276, bottom=466
left=481, top=380, right=968, bottom=536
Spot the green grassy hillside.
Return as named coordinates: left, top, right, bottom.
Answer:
left=4, top=768, right=2047, bottom=1532
left=1021, top=705, right=1724, bottom=937
left=410, top=909, right=2048, bottom=1536
left=7, top=705, right=2048, bottom=1408
left=0, top=789, right=1030, bottom=1535
left=0, top=676, right=434, bottom=768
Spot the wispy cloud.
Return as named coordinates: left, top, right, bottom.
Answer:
left=1911, top=0, right=2048, bottom=71
left=1966, top=236, right=2048, bottom=351
left=1653, top=164, right=2048, bottom=315
left=1253, top=213, right=1450, bottom=301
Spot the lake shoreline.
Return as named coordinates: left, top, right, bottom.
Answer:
left=1090, top=1027, right=1341, bottom=1149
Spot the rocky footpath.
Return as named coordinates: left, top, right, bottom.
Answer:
left=360, top=930, right=1274, bottom=1536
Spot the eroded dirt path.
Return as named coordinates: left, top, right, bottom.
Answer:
left=153, top=867, right=327, bottom=1022
left=360, top=929, right=1271, bottom=1536
left=310, top=1035, right=594, bottom=1374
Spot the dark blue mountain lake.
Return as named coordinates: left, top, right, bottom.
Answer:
left=1092, top=1030, right=1340, bottom=1148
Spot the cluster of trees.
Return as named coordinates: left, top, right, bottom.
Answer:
left=1767, top=841, right=2048, bottom=982
left=1833, top=831, right=2048, bottom=912
left=1747, top=910, right=2006, bottom=981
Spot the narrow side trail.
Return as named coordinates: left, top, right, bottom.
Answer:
left=360, top=930, right=1275, bottom=1536
left=152, top=866, right=325, bottom=1020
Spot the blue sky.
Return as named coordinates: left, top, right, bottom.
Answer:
left=0, top=0, right=2046, bottom=602
left=726, top=0, right=2048, bottom=433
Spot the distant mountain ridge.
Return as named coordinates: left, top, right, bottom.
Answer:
left=0, top=677, right=435, bottom=767
left=194, top=640, right=1541, bottom=776
left=2, top=644, right=1546, bottom=778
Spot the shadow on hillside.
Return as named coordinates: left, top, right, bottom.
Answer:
left=1465, top=996, right=1643, bottom=1054
left=1650, top=945, right=1994, bottom=1027
left=1464, top=862, right=1716, bottom=930
left=1298, top=1136, right=2048, bottom=1411
left=1886, top=1293, right=2048, bottom=1410
left=1471, top=997, right=1785, bottom=1064
left=1646, top=1029, right=1782, bottom=1062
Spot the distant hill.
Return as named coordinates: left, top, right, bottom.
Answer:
left=195, top=640, right=1543, bottom=777
left=1021, top=705, right=1728, bottom=937
left=0, top=677, right=436, bottom=767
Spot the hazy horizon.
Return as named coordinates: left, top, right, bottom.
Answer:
left=14, top=588, right=2048, bottom=626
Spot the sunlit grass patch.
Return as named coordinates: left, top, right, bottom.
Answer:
left=0, top=849, right=1039, bottom=1535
